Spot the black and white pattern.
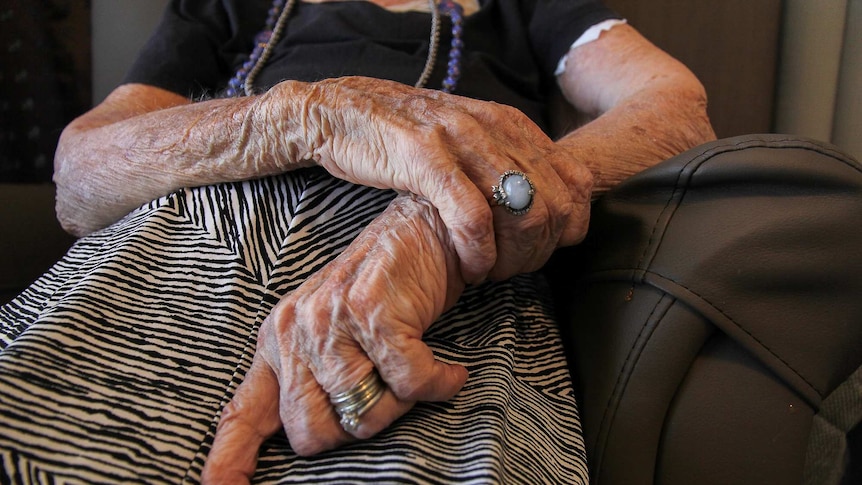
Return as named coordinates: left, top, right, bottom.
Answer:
left=0, top=169, right=587, bottom=484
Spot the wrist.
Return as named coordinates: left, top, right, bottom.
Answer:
left=259, top=80, right=322, bottom=170
left=387, top=194, right=466, bottom=304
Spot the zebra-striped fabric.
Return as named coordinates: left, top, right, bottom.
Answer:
left=0, top=169, right=588, bottom=484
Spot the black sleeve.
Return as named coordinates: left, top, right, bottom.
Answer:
left=524, top=0, right=621, bottom=77
left=122, top=0, right=261, bottom=99
left=122, top=0, right=620, bottom=101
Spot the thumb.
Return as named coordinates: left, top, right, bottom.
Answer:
left=201, top=358, right=282, bottom=485
left=425, top=359, right=469, bottom=402
left=385, top=354, right=468, bottom=403
left=421, top=173, right=497, bottom=284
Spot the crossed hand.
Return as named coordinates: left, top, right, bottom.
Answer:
left=201, top=78, right=593, bottom=484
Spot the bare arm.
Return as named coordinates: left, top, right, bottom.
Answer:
left=54, top=84, right=317, bottom=237
left=199, top=23, right=720, bottom=477
left=56, top=77, right=591, bottom=283
left=554, top=24, right=716, bottom=198
left=56, top=24, right=711, bottom=278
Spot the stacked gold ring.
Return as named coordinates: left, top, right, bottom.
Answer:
left=329, top=369, right=386, bottom=432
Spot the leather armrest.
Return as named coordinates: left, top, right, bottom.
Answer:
left=548, top=134, right=862, bottom=485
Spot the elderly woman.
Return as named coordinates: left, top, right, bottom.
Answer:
left=1, top=0, right=713, bottom=483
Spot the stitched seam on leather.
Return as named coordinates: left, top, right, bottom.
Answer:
left=634, top=136, right=860, bottom=276
left=717, top=136, right=859, bottom=170
left=640, top=268, right=823, bottom=397
left=632, top=141, right=728, bottom=275
left=633, top=136, right=856, bottom=399
left=585, top=267, right=824, bottom=398
left=631, top=166, right=687, bottom=277
left=594, top=293, right=673, bottom=479
left=586, top=136, right=854, bottom=477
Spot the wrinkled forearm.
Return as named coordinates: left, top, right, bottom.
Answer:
left=373, top=193, right=466, bottom=309
left=555, top=82, right=715, bottom=196
left=552, top=24, right=717, bottom=198
left=54, top=82, right=316, bottom=237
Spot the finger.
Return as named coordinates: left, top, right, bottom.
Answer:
left=486, top=173, right=571, bottom=279
left=201, top=357, right=282, bottom=485
left=281, top=362, right=418, bottom=453
left=319, top=361, right=462, bottom=443
left=400, top=356, right=468, bottom=402
left=420, top=162, right=497, bottom=284
left=433, top=115, right=571, bottom=280
left=369, top=335, right=468, bottom=403
left=556, top=161, right=594, bottom=247
left=277, top=360, right=353, bottom=456
left=335, top=388, right=415, bottom=441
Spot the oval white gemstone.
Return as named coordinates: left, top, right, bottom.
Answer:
left=503, top=174, right=532, bottom=210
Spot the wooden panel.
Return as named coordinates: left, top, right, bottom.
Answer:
left=603, top=0, right=783, bottom=138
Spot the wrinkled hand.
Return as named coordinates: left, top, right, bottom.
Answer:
left=201, top=195, right=468, bottom=485
left=270, top=76, right=593, bottom=282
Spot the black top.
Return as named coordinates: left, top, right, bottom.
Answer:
left=125, top=0, right=619, bottom=130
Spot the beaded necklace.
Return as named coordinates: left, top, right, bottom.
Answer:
left=225, top=0, right=465, bottom=97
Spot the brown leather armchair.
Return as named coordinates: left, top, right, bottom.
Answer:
left=547, top=134, right=862, bottom=485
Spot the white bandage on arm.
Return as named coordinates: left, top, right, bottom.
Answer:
left=554, top=18, right=628, bottom=76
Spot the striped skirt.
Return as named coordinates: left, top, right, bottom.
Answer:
left=0, top=169, right=587, bottom=484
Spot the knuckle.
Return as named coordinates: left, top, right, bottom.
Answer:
left=517, top=203, right=552, bottom=236
left=381, top=356, right=433, bottom=401
left=457, top=209, right=496, bottom=271
left=258, top=301, right=299, bottom=351
left=289, top=435, right=328, bottom=457
left=388, top=376, right=425, bottom=402
left=547, top=189, right=575, bottom=230
left=557, top=161, right=594, bottom=201
left=279, top=408, right=330, bottom=456
left=460, top=200, right=494, bottom=237
left=217, top=399, right=245, bottom=428
left=496, top=102, right=525, bottom=119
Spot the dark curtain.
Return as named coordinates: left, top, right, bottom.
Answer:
left=0, top=0, right=91, bottom=183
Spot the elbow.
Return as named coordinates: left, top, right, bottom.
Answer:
left=686, top=78, right=717, bottom=145
left=53, top=159, right=87, bottom=238
left=53, top=190, right=90, bottom=239
left=53, top=129, right=98, bottom=237
left=670, top=66, right=717, bottom=146
left=649, top=74, right=717, bottom=157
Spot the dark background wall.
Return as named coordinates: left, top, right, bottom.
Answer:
left=0, top=0, right=92, bottom=183
left=604, top=0, right=783, bottom=139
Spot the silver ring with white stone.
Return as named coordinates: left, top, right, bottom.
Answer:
left=330, top=369, right=386, bottom=433
left=491, top=170, right=535, bottom=216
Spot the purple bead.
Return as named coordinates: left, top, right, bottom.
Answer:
left=255, top=31, right=272, bottom=43
left=436, top=0, right=464, bottom=93
left=228, top=0, right=468, bottom=96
